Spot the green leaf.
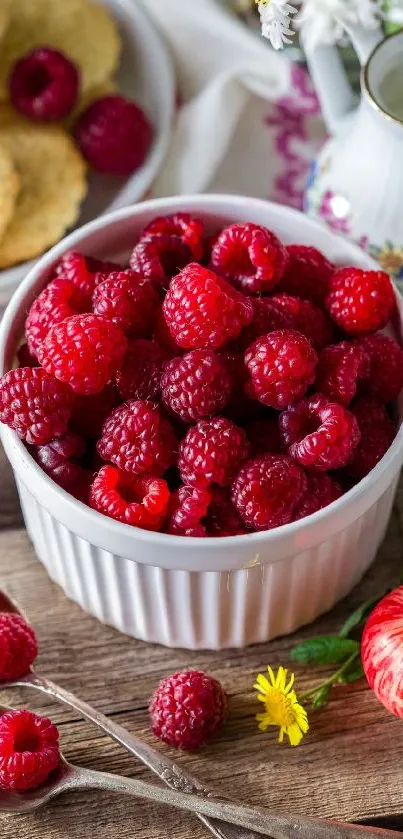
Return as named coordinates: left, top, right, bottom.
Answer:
left=311, top=685, right=331, bottom=710
left=290, top=636, right=360, bottom=666
left=337, top=658, right=365, bottom=684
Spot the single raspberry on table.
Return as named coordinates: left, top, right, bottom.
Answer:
left=315, top=341, right=370, bottom=406
left=211, top=222, right=288, bottom=294
left=71, top=384, right=119, bottom=439
left=166, top=485, right=212, bottom=536
left=161, top=350, right=232, bottom=423
left=55, top=252, right=121, bottom=298
left=9, top=47, right=79, bottom=121
left=231, top=454, right=307, bottom=531
left=0, top=709, right=60, bottom=791
left=97, top=400, right=177, bottom=476
left=162, top=263, right=253, bottom=350
left=90, top=465, right=170, bottom=531
left=141, top=213, right=205, bottom=261
left=325, top=267, right=395, bottom=335
left=0, top=613, right=38, bottom=681
left=355, top=333, right=403, bottom=404
left=178, top=417, right=250, bottom=487
left=38, top=314, right=127, bottom=395
left=278, top=244, right=334, bottom=304
left=271, top=293, right=334, bottom=351
left=244, top=329, right=317, bottom=410
left=279, top=394, right=361, bottom=471
left=25, top=278, right=91, bottom=357
left=92, top=271, right=159, bottom=338
left=0, top=367, right=75, bottom=445
left=150, top=670, right=228, bottom=751
left=115, top=339, right=166, bottom=402
left=246, top=416, right=284, bottom=456
left=35, top=432, right=87, bottom=492
left=347, top=397, right=396, bottom=480
left=130, top=234, right=191, bottom=289
left=292, top=473, right=342, bottom=521
left=74, top=95, right=152, bottom=174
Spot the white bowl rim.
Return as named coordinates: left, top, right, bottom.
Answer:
left=1, top=193, right=403, bottom=565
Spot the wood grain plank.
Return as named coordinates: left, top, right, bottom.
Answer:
left=1, top=470, right=403, bottom=836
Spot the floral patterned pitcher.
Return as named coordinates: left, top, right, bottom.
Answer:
left=304, top=25, right=403, bottom=283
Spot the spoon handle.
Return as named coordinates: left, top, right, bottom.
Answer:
left=71, top=765, right=403, bottom=839
left=16, top=672, right=260, bottom=839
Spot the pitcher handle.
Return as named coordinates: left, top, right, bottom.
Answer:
left=302, top=23, right=383, bottom=136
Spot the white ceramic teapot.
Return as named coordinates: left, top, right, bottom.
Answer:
left=304, top=25, right=403, bottom=282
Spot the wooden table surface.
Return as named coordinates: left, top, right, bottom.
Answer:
left=1, top=444, right=403, bottom=839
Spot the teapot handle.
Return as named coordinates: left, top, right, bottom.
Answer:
left=303, top=24, right=383, bottom=135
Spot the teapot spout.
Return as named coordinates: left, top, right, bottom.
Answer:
left=344, top=22, right=384, bottom=64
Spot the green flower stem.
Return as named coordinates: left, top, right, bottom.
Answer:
left=299, top=651, right=360, bottom=703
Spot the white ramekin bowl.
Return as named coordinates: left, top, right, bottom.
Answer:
left=1, top=195, right=403, bottom=649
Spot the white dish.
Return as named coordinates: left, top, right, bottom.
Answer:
left=1, top=194, right=403, bottom=649
left=0, top=0, right=175, bottom=308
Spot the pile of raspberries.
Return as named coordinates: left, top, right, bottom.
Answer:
left=1, top=214, right=402, bottom=537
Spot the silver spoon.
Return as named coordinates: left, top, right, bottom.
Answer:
left=0, top=702, right=401, bottom=839
left=0, top=590, right=261, bottom=839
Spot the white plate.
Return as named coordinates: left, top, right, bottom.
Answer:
left=0, top=0, right=175, bottom=307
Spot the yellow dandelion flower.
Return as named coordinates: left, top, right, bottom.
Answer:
left=254, top=665, right=309, bottom=747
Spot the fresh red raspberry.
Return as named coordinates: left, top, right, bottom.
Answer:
left=205, top=487, right=246, bottom=537
left=211, top=223, right=288, bottom=294
left=244, top=329, right=317, bottom=410
left=234, top=296, right=294, bottom=351
left=9, top=47, right=79, bottom=121
left=153, top=308, right=184, bottom=357
left=162, top=263, right=253, bottom=350
left=347, top=398, right=396, bottom=480
left=0, top=613, right=38, bottom=681
left=130, top=234, right=191, bottom=289
left=35, top=431, right=87, bottom=492
left=92, top=271, right=159, bottom=338
left=25, top=278, right=91, bottom=357
left=178, top=417, right=250, bottom=488
left=325, top=267, right=395, bottom=335
left=279, top=394, right=361, bottom=471
left=166, top=485, right=212, bottom=536
left=0, top=367, right=75, bottom=445
left=161, top=350, right=232, bottom=423
left=141, top=213, right=205, bottom=261
left=97, top=400, right=177, bottom=476
left=55, top=252, right=121, bottom=298
left=0, top=709, right=60, bottom=791
left=115, top=339, right=166, bottom=402
left=38, top=314, right=127, bottom=395
left=246, top=416, right=284, bottom=456
left=315, top=341, right=370, bottom=406
left=71, top=384, right=119, bottom=439
left=278, top=244, right=334, bottom=304
left=16, top=344, right=38, bottom=368
left=355, top=334, right=403, bottom=403
left=74, top=95, right=152, bottom=174
left=90, top=465, right=169, bottom=531
left=231, top=454, right=307, bottom=531
left=150, top=670, right=228, bottom=751
left=271, top=293, right=334, bottom=351
left=292, top=473, right=342, bottom=521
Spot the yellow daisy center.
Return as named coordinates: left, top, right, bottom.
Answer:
left=263, top=686, right=297, bottom=728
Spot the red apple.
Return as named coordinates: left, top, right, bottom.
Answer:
left=361, top=586, right=403, bottom=719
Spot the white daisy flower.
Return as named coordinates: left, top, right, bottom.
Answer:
left=298, top=0, right=384, bottom=53
left=255, top=0, right=298, bottom=49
